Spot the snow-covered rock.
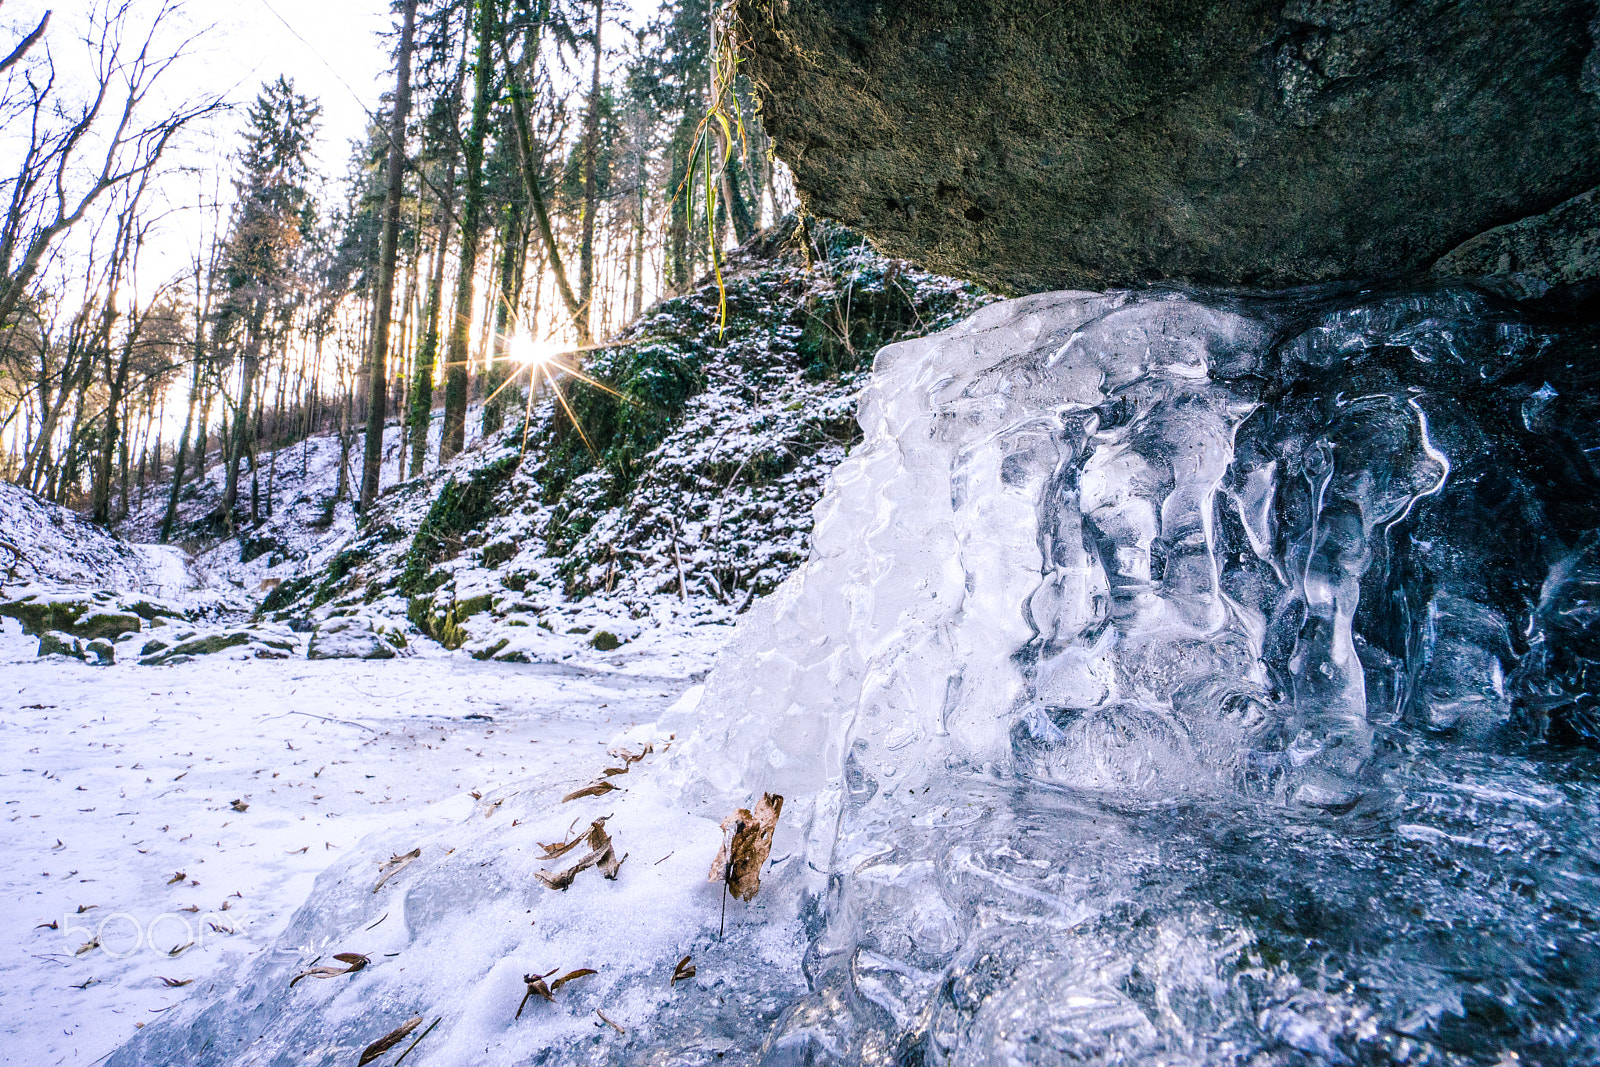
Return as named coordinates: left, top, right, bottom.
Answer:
left=307, top=617, right=397, bottom=660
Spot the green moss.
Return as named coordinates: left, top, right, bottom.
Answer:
left=399, top=451, right=522, bottom=595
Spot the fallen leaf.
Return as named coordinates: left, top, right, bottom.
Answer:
left=536, top=821, right=624, bottom=889
left=286, top=846, right=308, bottom=855
left=75, top=937, right=99, bottom=956
left=166, top=871, right=186, bottom=885
left=596, top=1007, right=626, bottom=1034
left=516, top=970, right=558, bottom=1018
left=550, top=968, right=596, bottom=993
left=358, top=1015, right=422, bottom=1065
left=178, top=905, right=199, bottom=913
left=671, top=955, right=696, bottom=986
left=709, top=793, right=784, bottom=903
left=167, top=941, right=193, bottom=957
left=158, top=976, right=193, bottom=988
left=230, top=799, right=248, bottom=813
left=34, top=920, right=58, bottom=931
left=373, top=848, right=421, bottom=893
left=333, top=952, right=371, bottom=970
left=561, top=781, right=616, bottom=803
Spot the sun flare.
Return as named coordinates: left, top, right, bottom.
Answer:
left=510, top=334, right=559, bottom=369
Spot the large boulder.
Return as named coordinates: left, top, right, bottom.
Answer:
left=737, top=0, right=1600, bottom=294
left=306, top=617, right=396, bottom=661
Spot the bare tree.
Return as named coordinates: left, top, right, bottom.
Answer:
left=0, top=1, right=226, bottom=334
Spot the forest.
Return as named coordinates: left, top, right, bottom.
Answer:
left=0, top=0, right=785, bottom=533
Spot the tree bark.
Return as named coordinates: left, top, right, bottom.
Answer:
left=440, top=0, right=497, bottom=465
left=360, top=0, right=417, bottom=511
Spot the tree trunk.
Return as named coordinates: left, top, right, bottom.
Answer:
left=578, top=0, right=603, bottom=336
left=361, top=0, right=417, bottom=511
left=409, top=159, right=456, bottom=477
left=440, top=0, right=497, bottom=465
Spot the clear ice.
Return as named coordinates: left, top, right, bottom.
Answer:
left=672, top=286, right=1600, bottom=1064
left=112, top=286, right=1600, bottom=1066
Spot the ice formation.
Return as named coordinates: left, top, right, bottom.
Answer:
left=667, top=286, right=1600, bottom=1063
left=111, top=286, right=1600, bottom=1065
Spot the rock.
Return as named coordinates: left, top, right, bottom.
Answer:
left=307, top=618, right=396, bottom=660
left=140, top=638, right=170, bottom=657
left=74, top=610, right=141, bottom=641
left=140, top=631, right=252, bottom=665
left=737, top=0, right=1600, bottom=293
left=1, top=596, right=88, bottom=636
left=84, top=638, right=115, bottom=665
left=37, top=630, right=84, bottom=659
left=1432, top=185, right=1600, bottom=300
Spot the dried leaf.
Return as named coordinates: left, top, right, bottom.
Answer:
left=537, top=822, right=624, bottom=889
left=35, top=919, right=58, bottom=930
left=516, top=969, right=558, bottom=1018
left=670, top=955, right=696, bottom=986
left=601, top=766, right=628, bottom=777
left=230, top=799, right=248, bottom=812
left=166, top=871, right=186, bottom=885
left=290, top=966, right=346, bottom=987
left=178, top=905, right=199, bottom=913
left=597, top=842, right=626, bottom=880
left=75, top=937, right=99, bottom=956
left=373, top=848, right=421, bottom=893
left=550, top=968, right=596, bottom=993
left=167, top=941, right=193, bottom=957
left=709, top=793, right=784, bottom=903
left=358, top=1014, right=422, bottom=1065
left=290, top=953, right=369, bottom=987
left=596, top=1008, right=626, bottom=1034
left=561, top=780, right=616, bottom=803
left=159, top=976, right=193, bottom=987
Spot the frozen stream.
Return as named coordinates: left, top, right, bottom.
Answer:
left=0, top=635, right=690, bottom=1066
left=106, top=285, right=1600, bottom=1066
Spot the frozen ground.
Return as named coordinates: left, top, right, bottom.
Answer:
left=0, top=619, right=709, bottom=1066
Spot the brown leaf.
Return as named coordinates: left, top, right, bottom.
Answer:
left=373, top=848, right=421, bottom=893
left=167, top=941, right=193, bottom=957
left=561, top=780, right=616, bottom=803
left=166, top=871, right=186, bottom=885
left=709, top=793, right=784, bottom=903
left=158, top=976, right=193, bottom=987
left=75, top=937, right=99, bottom=956
left=333, top=952, right=370, bottom=970
left=670, top=955, right=696, bottom=986
left=289, top=966, right=347, bottom=987
left=550, top=968, right=596, bottom=993
left=358, top=1014, right=422, bottom=1065
left=230, top=799, right=249, bottom=812
left=537, top=821, right=624, bottom=889
left=178, top=905, right=199, bottom=913
left=601, top=766, right=628, bottom=777
left=515, top=970, right=558, bottom=1018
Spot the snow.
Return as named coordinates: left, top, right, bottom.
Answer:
left=0, top=619, right=696, bottom=1067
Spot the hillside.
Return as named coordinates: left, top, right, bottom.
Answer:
left=119, top=221, right=993, bottom=672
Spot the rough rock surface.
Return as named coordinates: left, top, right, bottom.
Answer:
left=737, top=0, right=1600, bottom=294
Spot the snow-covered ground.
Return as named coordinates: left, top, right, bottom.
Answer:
left=0, top=618, right=709, bottom=1066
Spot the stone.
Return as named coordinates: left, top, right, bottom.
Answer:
left=1432, top=185, right=1600, bottom=300
left=85, top=638, right=115, bottom=665
left=1, top=596, right=88, bottom=636
left=140, top=631, right=252, bottom=665
left=307, top=618, right=396, bottom=660
left=37, top=630, right=84, bottom=659
left=73, top=611, right=141, bottom=641
left=736, top=0, right=1600, bottom=294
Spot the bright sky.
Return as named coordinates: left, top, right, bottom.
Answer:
left=1, top=0, right=654, bottom=293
